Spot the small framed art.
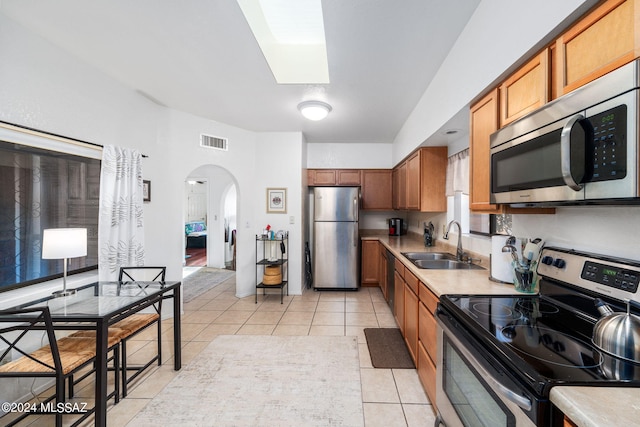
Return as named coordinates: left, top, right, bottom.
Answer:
left=266, top=188, right=286, bottom=213
left=143, top=180, right=151, bottom=202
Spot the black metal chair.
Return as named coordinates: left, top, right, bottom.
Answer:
left=0, top=307, right=118, bottom=427
left=115, top=266, right=166, bottom=398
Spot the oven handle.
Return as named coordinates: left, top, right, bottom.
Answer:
left=438, top=315, right=533, bottom=412
left=486, top=373, right=533, bottom=412
left=560, top=113, right=585, bottom=191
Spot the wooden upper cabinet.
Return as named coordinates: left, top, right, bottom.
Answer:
left=470, top=88, right=502, bottom=213
left=394, top=162, right=407, bottom=210
left=337, top=169, right=361, bottom=185
left=406, top=151, right=421, bottom=210
left=393, top=147, right=447, bottom=212
left=556, top=0, right=638, bottom=95
left=308, top=169, right=361, bottom=186
left=362, top=169, right=392, bottom=210
left=309, top=169, right=336, bottom=185
left=500, top=49, right=550, bottom=126
left=417, top=147, right=447, bottom=212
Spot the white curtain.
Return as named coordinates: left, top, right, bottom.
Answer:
left=98, top=145, right=145, bottom=281
left=445, top=148, right=469, bottom=196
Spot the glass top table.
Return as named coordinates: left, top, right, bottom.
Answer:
left=12, top=281, right=182, bottom=427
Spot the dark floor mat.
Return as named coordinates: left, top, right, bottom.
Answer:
left=364, top=328, right=415, bottom=369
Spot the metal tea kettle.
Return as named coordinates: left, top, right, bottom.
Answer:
left=592, top=298, right=640, bottom=364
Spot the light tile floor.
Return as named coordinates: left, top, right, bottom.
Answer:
left=13, top=274, right=437, bottom=426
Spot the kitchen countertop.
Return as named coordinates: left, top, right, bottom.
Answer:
left=362, top=232, right=637, bottom=427
left=550, top=386, right=640, bottom=427
left=362, top=232, right=523, bottom=297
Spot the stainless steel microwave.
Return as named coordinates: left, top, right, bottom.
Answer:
left=490, top=59, right=640, bottom=206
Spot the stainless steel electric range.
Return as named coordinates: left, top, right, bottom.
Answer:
left=435, top=246, right=640, bottom=427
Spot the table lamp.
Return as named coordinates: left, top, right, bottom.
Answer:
left=42, top=228, right=87, bottom=297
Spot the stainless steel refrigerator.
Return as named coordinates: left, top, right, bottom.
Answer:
left=312, top=187, right=360, bottom=290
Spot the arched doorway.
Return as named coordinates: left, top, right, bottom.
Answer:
left=183, top=165, right=237, bottom=276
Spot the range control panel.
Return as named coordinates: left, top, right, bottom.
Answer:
left=581, top=261, right=639, bottom=293
left=538, top=247, right=640, bottom=303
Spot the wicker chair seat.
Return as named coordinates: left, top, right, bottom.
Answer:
left=0, top=336, right=112, bottom=375
left=69, top=327, right=129, bottom=342
left=113, top=313, right=160, bottom=336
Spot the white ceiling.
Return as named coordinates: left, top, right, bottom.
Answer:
left=0, top=0, right=480, bottom=144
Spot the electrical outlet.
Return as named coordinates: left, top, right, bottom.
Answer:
left=289, top=216, right=295, bottom=224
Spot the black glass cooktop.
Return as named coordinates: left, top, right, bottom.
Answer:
left=439, top=293, right=640, bottom=395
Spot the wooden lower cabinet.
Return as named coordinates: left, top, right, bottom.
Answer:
left=379, top=245, right=388, bottom=300
left=563, top=416, right=579, bottom=427
left=418, top=281, right=439, bottom=407
left=418, top=340, right=437, bottom=408
left=419, top=300, right=438, bottom=362
left=360, top=240, right=380, bottom=287
left=404, top=282, right=419, bottom=363
left=394, top=269, right=405, bottom=335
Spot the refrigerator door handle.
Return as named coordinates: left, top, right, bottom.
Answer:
left=352, top=197, right=358, bottom=221
left=353, top=224, right=358, bottom=247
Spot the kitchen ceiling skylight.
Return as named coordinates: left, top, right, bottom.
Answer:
left=237, top=0, right=330, bottom=84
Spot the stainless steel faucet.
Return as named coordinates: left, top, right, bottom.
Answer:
left=444, top=220, right=465, bottom=261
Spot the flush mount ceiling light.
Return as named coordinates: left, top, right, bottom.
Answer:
left=236, top=0, right=329, bottom=84
left=298, top=100, right=332, bottom=121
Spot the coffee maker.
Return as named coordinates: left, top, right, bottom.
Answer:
left=388, top=218, right=404, bottom=236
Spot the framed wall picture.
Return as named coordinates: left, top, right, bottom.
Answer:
left=143, top=180, right=151, bottom=202
left=266, top=188, right=286, bottom=213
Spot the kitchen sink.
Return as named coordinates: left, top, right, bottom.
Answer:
left=401, top=252, right=456, bottom=261
left=402, top=252, right=484, bottom=270
left=411, top=259, right=485, bottom=270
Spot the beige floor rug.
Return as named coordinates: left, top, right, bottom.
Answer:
left=182, top=267, right=235, bottom=302
left=128, top=335, right=364, bottom=426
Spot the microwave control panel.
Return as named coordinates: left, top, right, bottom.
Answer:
left=588, top=104, right=627, bottom=182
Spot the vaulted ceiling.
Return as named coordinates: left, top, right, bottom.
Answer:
left=0, top=0, right=480, bottom=144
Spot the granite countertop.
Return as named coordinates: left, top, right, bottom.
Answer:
left=362, top=232, right=637, bottom=427
left=362, top=232, right=522, bottom=297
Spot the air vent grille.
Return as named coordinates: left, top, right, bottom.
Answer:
left=200, top=134, right=228, bottom=151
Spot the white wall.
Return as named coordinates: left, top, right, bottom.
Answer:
left=393, top=0, right=596, bottom=163
left=513, top=207, right=640, bottom=260
left=0, top=13, right=306, bottom=301
left=389, top=0, right=640, bottom=262
left=307, top=142, right=393, bottom=168
left=3, top=0, right=639, bottom=301
left=254, top=132, right=305, bottom=294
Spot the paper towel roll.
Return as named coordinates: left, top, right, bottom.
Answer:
left=491, top=235, right=514, bottom=283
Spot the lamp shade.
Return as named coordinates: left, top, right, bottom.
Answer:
left=297, top=100, right=332, bottom=121
left=42, top=228, right=87, bottom=259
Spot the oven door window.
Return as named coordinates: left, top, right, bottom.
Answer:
left=443, top=336, right=515, bottom=426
